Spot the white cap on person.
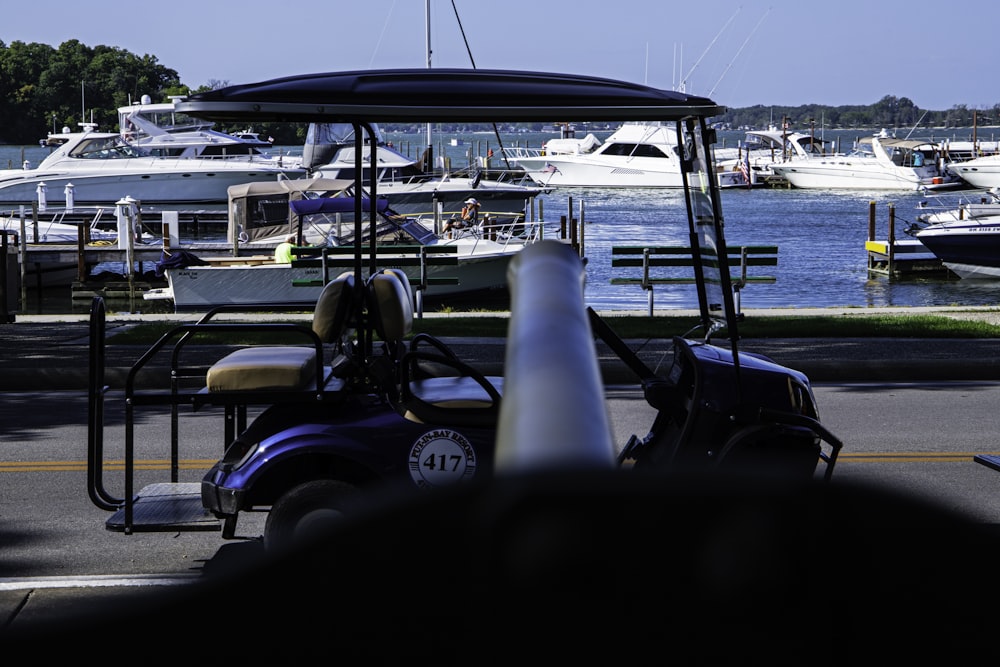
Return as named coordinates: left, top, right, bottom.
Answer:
left=465, top=198, right=479, bottom=205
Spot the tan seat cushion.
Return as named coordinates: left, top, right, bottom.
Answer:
left=206, top=346, right=317, bottom=392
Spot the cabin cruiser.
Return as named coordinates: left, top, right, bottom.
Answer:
left=767, top=129, right=962, bottom=191
left=503, top=121, right=750, bottom=189
left=0, top=123, right=307, bottom=208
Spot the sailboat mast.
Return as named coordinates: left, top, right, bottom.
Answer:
left=425, top=0, right=433, bottom=172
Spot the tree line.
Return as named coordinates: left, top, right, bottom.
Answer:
left=0, top=39, right=305, bottom=145
left=1, top=39, right=997, bottom=146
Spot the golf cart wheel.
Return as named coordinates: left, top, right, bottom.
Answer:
left=715, top=423, right=821, bottom=479
left=264, top=479, right=360, bottom=551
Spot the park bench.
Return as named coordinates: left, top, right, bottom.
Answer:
left=610, top=244, right=778, bottom=316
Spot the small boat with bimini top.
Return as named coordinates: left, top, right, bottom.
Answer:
left=148, top=178, right=541, bottom=311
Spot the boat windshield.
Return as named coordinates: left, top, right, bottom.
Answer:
left=68, top=135, right=149, bottom=159
left=122, top=109, right=213, bottom=136
left=306, top=122, right=386, bottom=146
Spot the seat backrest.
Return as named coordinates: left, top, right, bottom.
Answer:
left=312, top=271, right=356, bottom=343
left=381, top=268, right=414, bottom=311
left=367, top=270, right=413, bottom=345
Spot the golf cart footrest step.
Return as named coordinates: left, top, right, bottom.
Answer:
left=974, top=454, right=1000, bottom=474
left=105, top=482, right=221, bottom=532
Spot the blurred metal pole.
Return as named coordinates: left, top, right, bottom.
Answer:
left=495, top=240, right=616, bottom=473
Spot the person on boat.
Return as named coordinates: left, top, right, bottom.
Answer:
left=274, top=235, right=296, bottom=264
left=443, top=198, right=480, bottom=238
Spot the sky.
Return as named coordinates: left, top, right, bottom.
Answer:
left=3, top=0, right=998, bottom=113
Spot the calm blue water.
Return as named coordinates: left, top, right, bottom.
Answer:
left=5, top=128, right=1000, bottom=312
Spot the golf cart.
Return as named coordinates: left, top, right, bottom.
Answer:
left=86, top=68, right=841, bottom=551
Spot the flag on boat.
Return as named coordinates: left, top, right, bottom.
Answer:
left=738, top=153, right=751, bottom=187
left=543, top=162, right=559, bottom=174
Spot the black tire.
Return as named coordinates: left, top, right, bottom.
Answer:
left=715, top=423, right=821, bottom=480
left=264, top=479, right=360, bottom=552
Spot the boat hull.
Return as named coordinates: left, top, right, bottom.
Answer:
left=769, top=162, right=960, bottom=190
left=163, top=251, right=516, bottom=311
left=947, top=159, right=1000, bottom=189
left=0, top=165, right=307, bottom=207
left=915, top=220, right=1000, bottom=279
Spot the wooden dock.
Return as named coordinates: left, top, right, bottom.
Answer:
left=1, top=202, right=248, bottom=302
left=865, top=200, right=952, bottom=278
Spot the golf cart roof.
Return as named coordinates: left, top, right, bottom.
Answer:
left=174, top=68, right=726, bottom=123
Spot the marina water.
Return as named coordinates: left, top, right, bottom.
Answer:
left=5, top=127, right=1000, bottom=313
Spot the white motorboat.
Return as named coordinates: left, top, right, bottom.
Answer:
left=151, top=179, right=541, bottom=311
left=945, top=153, right=1000, bottom=190
left=0, top=203, right=135, bottom=287
left=767, top=130, right=962, bottom=191
left=915, top=189, right=1000, bottom=224
left=0, top=206, right=119, bottom=245
left=714, top=126, right=832, bottom=185
left=303, top=122, right=543, bottom=217
left=502, top=121, right=749, bottom=189
left=0, top=123, right=307, bottom=208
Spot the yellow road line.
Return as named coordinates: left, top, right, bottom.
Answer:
left=0, top=459, right=218, bottom=473
left=836, top=451, right=1000, bottom=463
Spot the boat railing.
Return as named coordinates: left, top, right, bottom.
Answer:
left=502, top=146, right=545, bottom=160
left=455, top=213, right=542, bottom=252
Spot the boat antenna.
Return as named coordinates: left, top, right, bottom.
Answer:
left=709, top=7, right=770, bottom=97
left=449, top=0, right=513, bottom=171
left=368, top=0, right=397, bottom=68
left=904, top=110, right=929, bottom=140
left=679, top=7, right=739, bottom=94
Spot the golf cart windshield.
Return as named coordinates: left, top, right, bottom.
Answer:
left=676, top=119, right=736, bottom=336
left=176, top=68, right=738, bottom=341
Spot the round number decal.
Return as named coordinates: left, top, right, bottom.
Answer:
left=408, top=429, right=477, bottom=488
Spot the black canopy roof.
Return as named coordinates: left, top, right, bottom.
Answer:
left=174, top=68, right=725, bottom=123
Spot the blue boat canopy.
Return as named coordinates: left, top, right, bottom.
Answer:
left=289, top=197, right=388, bottom=216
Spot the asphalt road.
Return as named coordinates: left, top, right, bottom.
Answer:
left=3, top=308, right=1000, bottom=659
left=0, top=381, right=999, bottom=656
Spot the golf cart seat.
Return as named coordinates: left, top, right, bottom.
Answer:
left=366, top=269, right=503, bottom=428
left=204, top=271, right=357, bottom=394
